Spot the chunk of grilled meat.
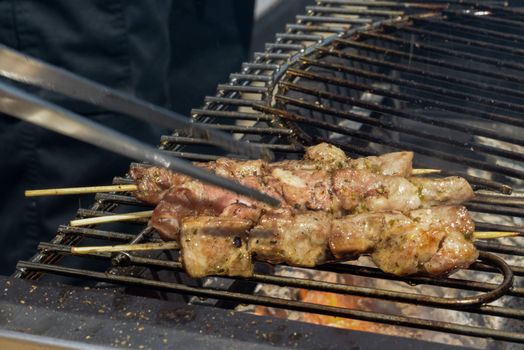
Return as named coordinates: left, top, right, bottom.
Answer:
left=329, top=206, right=477, bottom=276
left=149, top=179, right=259, bottom=240
left=178, top=206, right=478, bottom=278
left=130, top=143, right=414, bottom=204
left=305, top=142, right=413, bottom=177
left=129, top=166, right=186, bottom=205
left=180, top=216, right=254, bottom=278
left=332, top=170, right=474, bottom=213
left=249, top=210, right=332, bottom=267
left=409, top=177, right=475, bottom=207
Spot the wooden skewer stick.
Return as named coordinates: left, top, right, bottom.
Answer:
left=71, top=230, right=519, bottom=255
left=69, top=210, right=153, bottom=227
left=71, top=241, right=179, bottom=254
left=25, top=184, right=138, bottom=197
left=473, top=231, right=520, bottom=240
left=411, top=168, right=441, bottom=175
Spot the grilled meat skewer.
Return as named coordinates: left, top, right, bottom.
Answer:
left=180, top=205, right=477, bottom=278
left=150, top=171, right=473, bottom=241
left=130, top=143, right=414, bottom=205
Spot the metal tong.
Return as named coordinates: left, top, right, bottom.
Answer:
left=0, top=44, right=280, bottom=207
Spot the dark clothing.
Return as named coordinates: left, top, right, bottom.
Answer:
left=0, top=0, right=254, bottom=275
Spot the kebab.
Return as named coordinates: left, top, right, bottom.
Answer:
left=26, top=143, right=431, bottom=198
left=71, top=204, right=517, bottom=278
left=128, top=143, right=418, bottom=206
left=178, top=205, right=479, bottom=278
left=24, top=143, right=515, bottom=279
left=145, top=164, right=473, bottom=241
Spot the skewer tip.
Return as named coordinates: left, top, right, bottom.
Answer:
left=473, top=231, right=520, bottom=240
left=411, top=168, right=441, bottom=175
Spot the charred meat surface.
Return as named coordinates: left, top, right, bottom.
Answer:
left=249, top=210, right=332, bottom=267
left=180, top=216, right=254, bottom=278
left=149, top=180, right=248, bottom=240
left=129, top=166, right=186, bottom=205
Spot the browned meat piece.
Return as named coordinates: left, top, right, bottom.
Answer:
left=409, top=177, right=475, bottom=207
left=129, top=166, right=187, bottom=205
left=214, top=158, right=265, bottom=179
left=407, top=205, right=474, bottom=235
left=220, top=203, right=262, bottom=222
left=177, top=206, right=477, bottom=278
left=305, top=143, right=413, bottom=176
left=269, top=167, right=340, bottom=213
left=332, top=169, right=475, bottom=214
left=149, top=200, right=194, bottom=241
left=328, top=206, right=477, bottom=276
left=129, top=161, right=218, bottom=205
left=180, top=216, right=254, bottom=278
left=332, top=169, right=421, bottom=213
left=304, top=142, right=348, bottom=170
left=151, top=170, right=475, bottom=241
left=408, top=206, right=477, bottom=275
left=329, top=212, right=411, bottom=257
left=349, top=151, right=413, bottom=177
left=423, top=231, right=478, bottom=275
left=149, top=180, right=242, bottom=240
left=249, top=210, right=332, bottom=267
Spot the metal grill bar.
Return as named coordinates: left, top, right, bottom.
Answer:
left=35, top=243, right=516, bottom=311
left=302, top=56, right=524, bottom=114
left=319, top=44, right=524, bottom=99
left=16, top=258, right=524, bottom=344
left=358, top=31, right=524, bottom=73
left=280, top=79, right=524, bottom=162
left=316, top=0, right=449, bottom=10
left=307, top=5, right=405, bottom=16
left=416, top=17, right=524, bottom=42
left=334, top=38, right=524, bottom=84
left=257, top=102, right=524, bottom=179
left=387, top=24, right=524, bottom=55
left=190, top=109, right=271, bottom=121
left=285, top=66, right=524, bottom=135
left=444, top=11, right=524, bottom=30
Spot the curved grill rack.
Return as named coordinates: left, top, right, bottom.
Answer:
left=15, top=0, right=524, bottom=347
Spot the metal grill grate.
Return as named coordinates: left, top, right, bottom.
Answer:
left=14, top=1, right=524, bottom=347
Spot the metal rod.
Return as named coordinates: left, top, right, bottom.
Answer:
left=387, top=24, right=524, bottom=56
left=0, top=44, right=272, bottom=161
left=280, top=79, right=524, bottom=163
left=318, top=45, right=524, bottom=99
left=16, top=260, right=524, bottom=344
left=359, top=31, right=524, bottom=74
left=38, top=243, right=516, bottom=312
left=260, top=100, right=524, bottom=179
left=333, top=37, right=524, bottom=85
left=416, top=17, right=524, bottom=42
left=301, top=57, right=524, bottom=115
left=285, top=65, right=524, bottom=146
